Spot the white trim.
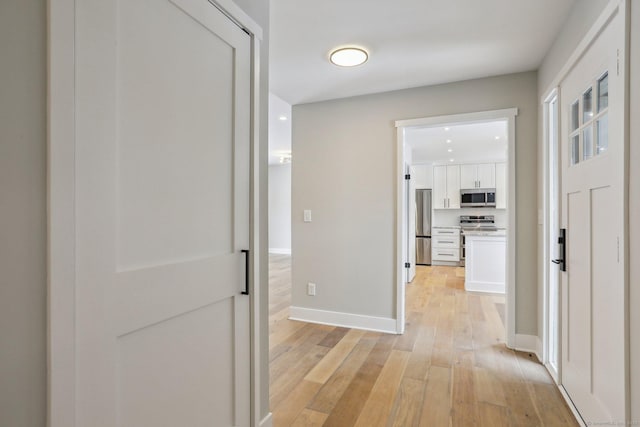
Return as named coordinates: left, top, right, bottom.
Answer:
left=207, top=0, right=263, bottom=39
left=47, top=2, right=265, bottom=427
left=268, top=248, right=291, bottom=255
left=395, top=108, right=518, bottom=129
left=513, top=334, right=543, bottom=361
left=47, top=0, right=76, bottom=425
left=289, top=306, right=398, bottom=334
left=250, top=34, right=265, bottom=427
left=258, top=413, right=273, bottom=427
left=395, top=108, right=518, bottom=350
left=541, top=88, right=561, bottom=374
left=396, top=126, right=406, bottom=334
left=465, top=281, right=505, bottom=294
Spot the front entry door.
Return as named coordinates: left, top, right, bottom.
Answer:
left=70, top=0, right=251, bottom=425
left=559, top=4, right=626, bottom=424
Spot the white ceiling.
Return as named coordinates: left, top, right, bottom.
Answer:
left=269, top=0, right=575, bottom=105
left=407, top=121, right=508, bottom=164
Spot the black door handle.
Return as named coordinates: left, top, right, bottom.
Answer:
left=552, top=228, right=566, bottom=272
left=241, top=249, right=249, bottom=295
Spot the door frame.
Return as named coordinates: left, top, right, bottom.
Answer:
left=541, top=88, right=561, bottom=382
left=395, top=108, right=518, bottom=345
left=47, top=1, right=265, bottom=426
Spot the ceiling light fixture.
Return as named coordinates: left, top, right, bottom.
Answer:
left=495, top=136, right=500, bottom=140
left=446, top=139, right=452, bottom=143
left=447, top=148, right=453, bottom=153
left=279, top=115, right=288, bottom=121
left=449, top=158, right=455, bottom=162
left=329, top=47, right=368, bottom=67
left=444, top=127, right=450, bottom=131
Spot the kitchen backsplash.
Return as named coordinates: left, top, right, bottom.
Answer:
left=432, top=208, right=507, bottom=228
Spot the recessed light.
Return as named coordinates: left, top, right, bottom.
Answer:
left=329, top=47, right=368, bottom=67
left=446, top=139, right=452, bottom=143
left=447, top=148, right=453, bottom=153
left=444, top=127, right=450, bottom=131
left=495, top=136, right=500, bottom=140
left=279, top=115, right=288, bottom=121
left=449, top=158, right=455, bottom=162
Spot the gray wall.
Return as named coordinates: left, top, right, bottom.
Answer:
left=268, top=164, right=292, bottom=252
left=292, top=71, right=539, bottom=334
left=0, top=1, right=47, bottom=426
left=538, top=0, right=610, bottom=95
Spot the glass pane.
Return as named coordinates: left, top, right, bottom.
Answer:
left=571, top=134, right=580, bottom=165
left=597, top=114, right=608, bottom=154
left=583, top=87, right=593, bottom=123
left=571, top=101, right=579, bottom=131
left=598, top=73, right=609, bottom=112
left=583, top=126, right=593, bottom=160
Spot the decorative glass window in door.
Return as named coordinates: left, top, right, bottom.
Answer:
left=569, top=72, right=609, bottom=166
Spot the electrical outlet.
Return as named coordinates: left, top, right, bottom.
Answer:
left=307, top=282, right=316, bottom=296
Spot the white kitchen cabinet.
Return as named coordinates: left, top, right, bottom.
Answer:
left=495, top=162, right=507, bottom=209
left=465, top=234, right=506, bottom=293
left=433, top=165, right=460, bottom=209
left=410, top=164, right=433, bottom=189
left=432, top=227, right=460, bottom=263
left=460, top=163, right=495, bottom=189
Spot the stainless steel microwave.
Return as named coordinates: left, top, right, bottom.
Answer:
left=460, top=188, right=496, bottom=208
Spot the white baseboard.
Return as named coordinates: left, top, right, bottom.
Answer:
left=269, top=248, right=291, bottom=255
left=513, top=333, right=542, bottom=361
left=558, top=385, right=586, bottom=427
left=465, top=280, right=505, bottom=294
left=289, top=306, right=397, bottom=334
left=259, top=412, right=273, bottom=427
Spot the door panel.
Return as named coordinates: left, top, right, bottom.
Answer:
left=446, top=165, right=460, bottom=208
left=73, top=0, right=252, bottom=425
left=559, top=4, right=626, bottom=424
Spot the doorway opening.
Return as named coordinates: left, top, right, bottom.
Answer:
left=395, top=109, right=517, bottom=348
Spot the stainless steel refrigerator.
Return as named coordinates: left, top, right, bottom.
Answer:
left=416, top=189, right=432, bottom=265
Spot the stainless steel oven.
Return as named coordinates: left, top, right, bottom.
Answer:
left=459, top=215, right=497, bottom=266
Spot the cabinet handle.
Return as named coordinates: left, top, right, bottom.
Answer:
left=438, top=253, right=454, bottom=256
left=440, top=240, right=455, bottom=244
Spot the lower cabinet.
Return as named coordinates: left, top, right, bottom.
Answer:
left=464, top=234, right=506, bottom=293
left=432, top=228, right=460, bottom=263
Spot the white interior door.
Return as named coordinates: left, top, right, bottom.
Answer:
left=71, top=0, right=251, bottom=425
left=559, top=4, right=626, bottom=424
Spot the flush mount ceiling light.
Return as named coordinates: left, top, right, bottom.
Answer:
left=329, top=47, right=368, bottom=67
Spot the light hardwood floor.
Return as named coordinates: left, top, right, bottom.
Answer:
left=268, top=254, right=578, bottom=426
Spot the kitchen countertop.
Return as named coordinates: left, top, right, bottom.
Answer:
left=462, top=229, right=506, bottom=237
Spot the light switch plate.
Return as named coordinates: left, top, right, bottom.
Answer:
left=304, top=210, right=312, bottom=222
left=307, top=282, right=316, bottom=296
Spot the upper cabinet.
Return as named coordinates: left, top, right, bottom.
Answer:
left=433, top=165, right=460, bottom=209
left=460, top=163, right=495, bottom=189
left=495, top=162, right=507, bottom=209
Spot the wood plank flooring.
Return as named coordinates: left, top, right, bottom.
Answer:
left=268, top=254, right=578, bottom=426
